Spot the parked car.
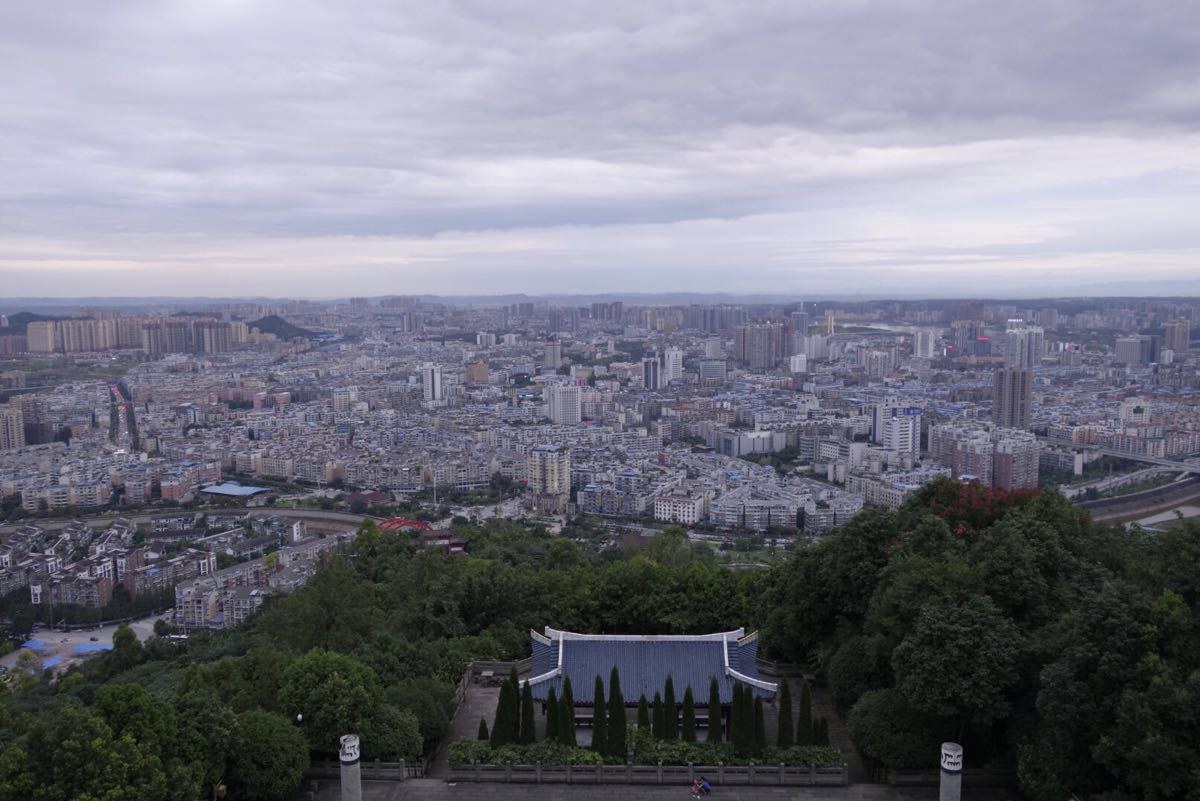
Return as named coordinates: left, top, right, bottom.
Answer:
left=89, top=636, right=99, bottom=642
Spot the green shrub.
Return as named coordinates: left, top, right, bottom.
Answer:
left=448, top=735, right=841, bottom=768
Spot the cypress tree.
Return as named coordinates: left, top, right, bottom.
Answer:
left=796, top=681, right=813, bottom=746
left=520, top=681, right=537, bottom=744
left=730, top=683, right=744, bottom=754
left=607, top=666, right=627, bottom=759
left=490, top=679, right=514, bottom=747
left=776, top=680, right=794, bottom=748
left=814, top=717, right=830, bottom=746
left=681, top=686, right=696, bottom=742
left=652, top=691, right=663, bottom=739
left=478, top=717, right=489, bottom=741
left=507, top=667, right=522, bottom=745
left=753, top=696, right=766, bottom=755
left=559, top=676, right=577, bottom=746
left=663, top=675, right=677, bottom=741
left=736, top=686, right=755, bottom=757
left=591, top=675, right=607, bottom=753
left=637, top=695, right=650, bottom=730
left=706, top=677, right=722, bottom=743
left=546, top=686, right=559, bottom=743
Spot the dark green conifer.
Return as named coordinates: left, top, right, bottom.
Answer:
left=520, top=681, right=536, bottom=744
left=813, top=717, right=830, bottom=746
left=591, top=675, right=607, bottom=753
left=776, top=679, right=793, bottom=748
left=607, top=666, right=627, bottom=758
left=478, top=717, right=489, bottom=741
left=559, top=676, right=577, bottom=746
left=663, top=675, right=677, bottom=741
left=490, top=678, right=515, bottom=747
left=753, top=696, right=766, bottom=755
left=681, top=686, right=696, bottom=742
left=706, top=677, right=722, bottom=743
left=652, top=691, right=664, bottom=739
left=637, top=695, right=650, bottom=730
left=546, top=686, right=559, bottom=742
left=730, top=683, right=744, bottom=753
left=507, top=667, right=522, bottom=744
left=796, top=681, right=813, bottom=746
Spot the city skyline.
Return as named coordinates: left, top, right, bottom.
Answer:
left=4, top=2, right=1200, bottom=297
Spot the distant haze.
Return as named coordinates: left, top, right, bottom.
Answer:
left=3, top=2, right=1200, bottom=297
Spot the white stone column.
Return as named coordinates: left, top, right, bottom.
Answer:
left=340, top=734, right=362, bottom=801
left=939, top=742, right=963, bottom=801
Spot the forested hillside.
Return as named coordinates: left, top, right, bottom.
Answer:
left=0, top=482, right=1196, bottom=800
left=765, top=479, right=1200, bottom=800
left=0, top=520, right=762, bottom=800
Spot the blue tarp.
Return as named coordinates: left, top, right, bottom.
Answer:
left=71, top=642, right=113, bottom=654
left=42, top=656, right=63, bottom=669
left=21, top=639, right=52, bottom=652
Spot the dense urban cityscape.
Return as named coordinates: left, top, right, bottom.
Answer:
left=8, top=1, right=1200, bottom=798
left=0, top=295, right=1197, bottom=639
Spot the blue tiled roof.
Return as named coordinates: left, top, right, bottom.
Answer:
left=528, top=629, right=773, bottom=705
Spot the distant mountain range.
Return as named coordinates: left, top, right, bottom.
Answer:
left=3, top=288, right=1200, bottom=314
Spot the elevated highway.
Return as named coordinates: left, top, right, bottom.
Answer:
left=1095, top=448, right=1200, bottom=475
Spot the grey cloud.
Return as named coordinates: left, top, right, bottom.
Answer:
left=1, top=0, right=1199, bottom=294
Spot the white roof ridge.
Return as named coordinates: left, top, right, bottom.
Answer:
left=542, top=627, right=748, bottom=643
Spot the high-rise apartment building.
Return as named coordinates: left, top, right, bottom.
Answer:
left=1003, top=320, right=1044, bottom=369
left=992, top=430, right=1040, bottom=490
left=994, top=368, right=1033, bottom=430
left=642, top=357, right=661, bottom=390
left=735, top=323, right=785, bottom=369
left=26, top=321, right=57, bottom=353
left=914, top=329, right=941, bottom=359
left=422, top=363, right=444, bottom=403
left=928, top=422, right=1039, bottom=490
left=873, top=402, right=922, bottom=456
left=950, top=320, right=988, bottom=357
left=526, top=444, right=571, bottom=512
left=803, top=334, right=829, bottom=360
left=464, top=359, right=490, bottom=384
left=699, top=359, right=726, bottom=385
left=1165, top=319, right=1191, bottom=353
left=544, top=341, right=562, bottom=370
left=545, top=383, right=582, bottom=425
left=0, top=405, right=24, bottom=451
left=662, top=348, right=684, bottom=384
left=1115, top=335, right=1159, bottom=365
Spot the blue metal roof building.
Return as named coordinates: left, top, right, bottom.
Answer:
left=200, top=482, right=271, bottom=498
left=525, top=628, right=776, bottom=705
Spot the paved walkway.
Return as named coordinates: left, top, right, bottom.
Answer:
left=804, top=679, right=869, bottom=784
left=299, top=778, right=1020, bottom=801
left=428, top=684, right=500, bottom=777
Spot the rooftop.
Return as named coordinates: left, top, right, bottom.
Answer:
left=200, top=482, right=271, bottom=497
left=526, top=627, right=775, bottom=705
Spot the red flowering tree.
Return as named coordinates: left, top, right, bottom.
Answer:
left=907, top=478, right=1039, bottom=538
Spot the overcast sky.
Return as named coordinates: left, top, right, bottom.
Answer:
left=3, top=1, right=1200, bottom=298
